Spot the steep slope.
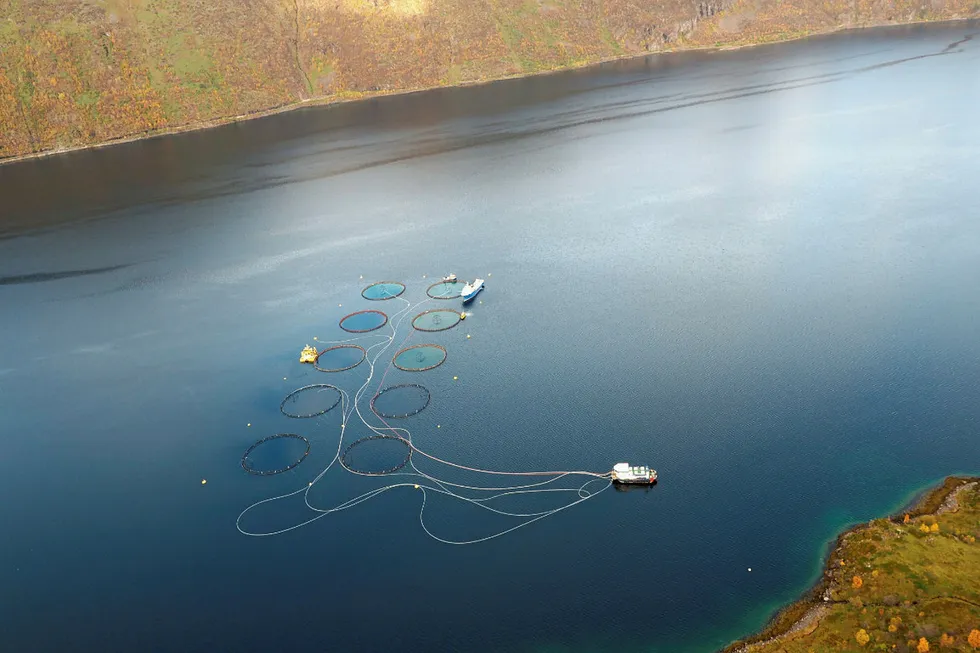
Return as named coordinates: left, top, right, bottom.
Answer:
left=1, top=0, right=977, bottom=159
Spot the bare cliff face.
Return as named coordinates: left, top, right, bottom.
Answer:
left=1, top=0, right=977, bottom=159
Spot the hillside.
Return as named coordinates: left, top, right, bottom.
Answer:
left=725, top=477, right=980, bottom=653
left=1, top=0, right=978, bottom=160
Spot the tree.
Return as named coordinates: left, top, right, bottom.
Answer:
left=918, top=637, right=930, bottom=652
left=855, top=629, right=870, bottom=646
left=940, top=633, right=954, bottom=647
left=968, top=629, right=980, bottom=648
left=930, top=523, right=940, bottom=532
left=852, top=575, right=863, bottom=589
left=904, top=513, right=911, bottom=524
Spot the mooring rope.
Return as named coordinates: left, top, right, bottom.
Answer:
left=236, top=282, right=614, bottom=543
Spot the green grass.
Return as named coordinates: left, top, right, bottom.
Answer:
left=499, top=21, right=523, bottom=52
left=76, top=89, right=99, bottom=106
left=0, top=19, right=20, bottom=48
left=17, top=74, right=34, bottom=106
left=445, top=63, right=463, bottom=84
left=600, top=25, right=624, bottom=54
left=173, top=47, right=211, bottom=77
left=76, top=88, right=101, bottom=122
left=731, top=479, right=980, bottom=652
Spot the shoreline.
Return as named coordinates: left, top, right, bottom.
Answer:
left=1, top=16, right=975, bottom=168
left=719, top=475, right=980, bottom=653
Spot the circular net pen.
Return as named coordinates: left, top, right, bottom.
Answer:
left=280, top=384, right=343, bottom=418
left=426, top=280, right=466, bottom=299
left=242, top=434, right=311, bottom=476
left=314, top=345, right=366, bottom=373
left=371, top=383, right=431, bottom=418
left=339, top=309, right=388, bottom=333
left=412, top=309, right=462, bottom=332
left=392, top=344, right=447, bottom=372
left=361, top=281, right=406, bottom=301
left=340, top=434, right=412, bottom=475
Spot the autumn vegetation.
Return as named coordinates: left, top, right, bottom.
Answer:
left=2, top=0, right=979, bottom=160
left=724, top=477, right=980, bottom=653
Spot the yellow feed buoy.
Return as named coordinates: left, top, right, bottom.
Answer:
left=467, top=334, right=471, bottom=339
left=459, top=312, right=466, bottom=320
left=201, top=479, right=207, bottom=485
left=247, top=423, right=251, bottom=427
left=453, top=376, right=458, bottom=380
left=299, top=344, right=318, bottom=364
left=437, top=424, right=441, bottom=428
left=414, top=484, right=419, bottom=489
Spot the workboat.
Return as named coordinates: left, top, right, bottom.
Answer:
left=461, top=279, right=485, bottom=303
left=611, top=462, right=657, bottom=484
left=443, top=273, right=457, bottom=282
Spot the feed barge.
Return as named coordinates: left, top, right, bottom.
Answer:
left=611, top=462, right=657, bottom=485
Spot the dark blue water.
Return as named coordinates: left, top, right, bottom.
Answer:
left=339, top=308, right=389, bottom=332
left=1, top=22, right=979, bottom=653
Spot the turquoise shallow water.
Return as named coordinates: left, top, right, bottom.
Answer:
left=1, top=22, right=979, bottom=653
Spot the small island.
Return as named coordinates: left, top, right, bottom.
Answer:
left=724, top=477, right=980, bottom=652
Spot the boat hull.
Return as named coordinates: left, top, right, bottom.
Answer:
left=461, top=284, right=484, bottom=302
left=612, top=478, right=658, bottom=485
left=613, top=481, right=658, bottom=492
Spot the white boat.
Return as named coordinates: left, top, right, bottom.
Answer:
left=611, top=462, right=657, bottom=484
left=443, top=273, right=457, bottom=282
left=461, top=278, right=484, bottom=302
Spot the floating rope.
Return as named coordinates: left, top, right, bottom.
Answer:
left=237, top=283, right=617, bottom=544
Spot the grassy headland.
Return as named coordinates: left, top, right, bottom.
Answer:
left=2, top=0, right=978, bottom=161
left=723, top=477, right=980, bottom=653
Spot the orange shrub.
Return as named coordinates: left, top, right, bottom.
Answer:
left=968, top=629, right=980, bottom=649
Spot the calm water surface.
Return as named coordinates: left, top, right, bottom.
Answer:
left=1, top=22, right=979, bottom=653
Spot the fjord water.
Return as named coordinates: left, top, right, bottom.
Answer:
left=2, top=23, right=979, bottom=653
